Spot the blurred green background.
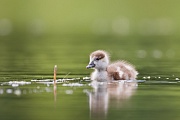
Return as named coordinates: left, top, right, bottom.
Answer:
left=0, top=0, right=180, bottom=79
left=1, top=1, right=180, bottom=120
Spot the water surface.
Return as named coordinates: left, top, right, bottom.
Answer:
left=0, top=37, right=180, bottom=120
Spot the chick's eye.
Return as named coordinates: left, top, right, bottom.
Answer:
left=95, top=58, right=100, bottom=61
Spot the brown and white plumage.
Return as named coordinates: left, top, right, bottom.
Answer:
left=86, top=50, right=138, bottom=81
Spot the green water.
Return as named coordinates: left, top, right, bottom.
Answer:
left=0, top=37, right=180, bottom=120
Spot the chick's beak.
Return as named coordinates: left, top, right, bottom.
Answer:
left=86, top=61, right=95, bottom=69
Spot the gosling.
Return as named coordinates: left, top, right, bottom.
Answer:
left=86, top=50, right=138, bottom=81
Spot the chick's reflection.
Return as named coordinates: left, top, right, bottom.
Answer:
left=88, top=81, right=137, bottom=119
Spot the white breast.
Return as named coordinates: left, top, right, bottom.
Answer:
left=91, top=70, right=108, bottom=81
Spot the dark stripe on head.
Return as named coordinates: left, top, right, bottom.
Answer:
left=90, top=50, right=106, bottom=60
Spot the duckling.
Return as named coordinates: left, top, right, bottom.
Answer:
left=86, top=50, right=138, bottom=81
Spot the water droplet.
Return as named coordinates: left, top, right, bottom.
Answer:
left=138, top=18, right=174, bottom=35
left=83, top=77, right=90, bottom=80
left=152, top=50, right=162, bottom=59
left=0, top=89, right=4, bottom=94
left=12, top=83, right=19, bottom=87
left=92, top=19, right=109, bottom=35
left=137, top=50, right=147, bottom=58
left=45, top=87, right=52, bottom=92
left=28, top=19, right=45, bottom=36
left=6, top=89, right=13, bottom=94
left=65, top=90, right=73, bottom=94
left=14, top=89, right=21, bottom=96
left=23, top=90, right=27, bottom=94
left=112, top=17, right=130, bottom=35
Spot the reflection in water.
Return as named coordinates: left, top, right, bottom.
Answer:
left=54, top=83, right=57, bottom=103
left=88, top=80, right=137, bottom=120
left=54, top=65, right=57, bottom=103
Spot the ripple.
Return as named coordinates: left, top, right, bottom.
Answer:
left=62, top=83, right=84, bottom=87
left=1, top=81, right=31, bottom=87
